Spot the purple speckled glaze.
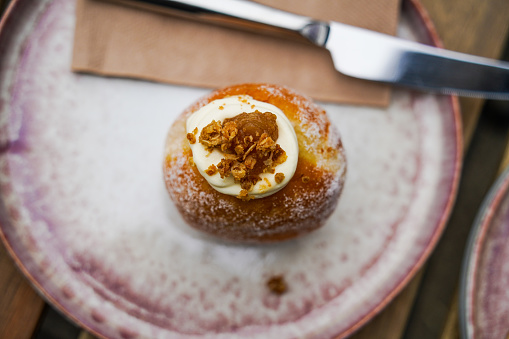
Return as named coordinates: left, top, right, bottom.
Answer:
left=0, top=0, right=461, bottom=338
left=462, top=168, right=509, bottom=339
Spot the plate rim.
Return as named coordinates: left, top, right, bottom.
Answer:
left=459, top=166, right=509, bottom=339
left=0, top=0, right=463, bottom=338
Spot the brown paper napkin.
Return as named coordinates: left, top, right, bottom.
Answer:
left=72, top=0, right=401, bottom=106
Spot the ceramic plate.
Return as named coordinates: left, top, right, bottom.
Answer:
left=460, top=167, right=509, bottom=339
left=0, top=0, right=461, bottom=338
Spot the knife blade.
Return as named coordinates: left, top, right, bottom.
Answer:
left=122, top=0, right=509, bottom=100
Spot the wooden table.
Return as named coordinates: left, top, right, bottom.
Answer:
left=1, top=0, right=509, bottom=338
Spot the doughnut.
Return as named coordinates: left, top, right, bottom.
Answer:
left=163, top=83, right=346, bottom=243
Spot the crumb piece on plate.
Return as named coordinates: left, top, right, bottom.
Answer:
left=267, top=275, right=287, bottom=295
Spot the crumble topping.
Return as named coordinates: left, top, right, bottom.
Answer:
left=237, top=189, right=254, bottom=201
left=199, top=111, right=287, bottom=199
left=186, top=133, right=196, bottom=144
left=205, top=164, right=218, bottom=176
left=186, top=127, right=198, bottom=144
left=267, top=275, right=287, bottom=295
left=275, top=172, right=285, bottom=184
left=185, top=95, right=299, bottom=199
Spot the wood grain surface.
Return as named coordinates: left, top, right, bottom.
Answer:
left=420, top=0, right=509, bottom=147
left=0, top=243, right=45, bottom=339
left=0, top=0, right=7, bottom=15
left=354, top=1, right=509, bottom=338
left=402, top=1, right=509, bottom=338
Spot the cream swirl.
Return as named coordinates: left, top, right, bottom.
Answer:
left=186, top=95, right=298, bottom=198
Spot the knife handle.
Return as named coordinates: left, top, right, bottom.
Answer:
left=119, top=0, right=329, bottom=45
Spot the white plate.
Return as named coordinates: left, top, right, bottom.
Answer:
left=461, top=167, right=509, bottom=339
left=0, top=0, right=461, bottom=338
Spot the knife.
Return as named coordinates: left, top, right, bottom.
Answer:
left=123, top=0, right=509, bottom=99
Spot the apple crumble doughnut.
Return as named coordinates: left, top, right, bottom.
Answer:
left=163, top=84, right=346, bottom=243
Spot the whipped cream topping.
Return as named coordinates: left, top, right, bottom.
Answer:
left=186, top=95, right=298, bottom=198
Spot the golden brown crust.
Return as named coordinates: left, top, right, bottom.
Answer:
left=163, top=83, right=347, bottom=243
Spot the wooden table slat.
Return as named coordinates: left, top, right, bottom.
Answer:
left=419, top=0, right=509, bottom=147
left=0, top=243, right=45, bottom=339
left=351, top=271, right=423, bottom=339
left=355, top=1, right=509, bottom=338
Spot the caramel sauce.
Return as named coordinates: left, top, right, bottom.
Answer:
left=198, top=111, right=287, bottom=198
left=224, top=111, right=278, bottom=145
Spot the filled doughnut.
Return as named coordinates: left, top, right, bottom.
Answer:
left=163, top=83, right=346, bottom=243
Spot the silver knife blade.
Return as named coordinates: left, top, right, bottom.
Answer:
left=325, top=22, right=509, bottom=100
left=119, top=0, right=509, bottom=100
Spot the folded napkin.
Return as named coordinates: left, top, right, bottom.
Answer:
left=72, top=0, right=401, bottom=106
